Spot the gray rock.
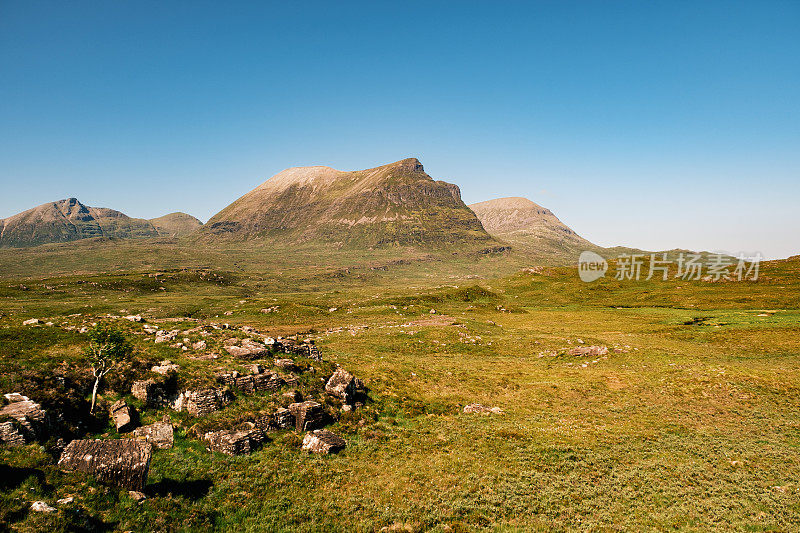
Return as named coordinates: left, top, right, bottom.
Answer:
left=203, top=428, right=264, bottom=455
left=325, top=368, right=357, bottom=404
left=301, top=430, right=345, bottom=454
left=288, top=401, right=324, bottom=432
left=132, top=421, right=173, bottom=449
left=0, top=396, right=48, bottom=444
left=58, top=439, right=153, bottom=491
left=110, top=400, right=138, bottom=433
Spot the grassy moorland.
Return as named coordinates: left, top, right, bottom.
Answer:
left=0, top=242, right=799, bottom=532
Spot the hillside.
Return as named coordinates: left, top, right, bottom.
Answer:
left=204, top=158, right=493, bottom=247
left=0, top=198, right=201, bottom=247
left=469, top=197, right=598, bottom=259
left=149, top=212, right=203, bottom=237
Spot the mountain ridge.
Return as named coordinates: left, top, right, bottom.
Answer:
left=0, top=198, right=202, bottom=247
left=203, top=158, right=493, bottom=247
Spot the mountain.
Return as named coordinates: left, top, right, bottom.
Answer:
left=149, top=212, right=203, bottom=237
left=468, top=197, right=597, bottom=258
left=0, top=198, right=201, bottom=247
left=204, top=158, right=492, bottom=247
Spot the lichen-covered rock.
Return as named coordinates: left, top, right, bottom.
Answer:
left=302, top=430, right=345, bottom=454
left=225, top=338, right=270, bottom=360
left=0, top=421, right=27, bottom=446
left=273, top=408, right=294, bottom=429
left=288, top=401, right=324, bottom=432
left=203, top=428, right=264, bottom=456
left=325, top=368, right=357, bottom=404
left=132, top=421, right=173, bottom=449
left=233, top=371, right=284, bottom=393
left=58, top=439, right=153, bottom=491
left=172, top=389, right=232, bottom=417
left=110, top=400, right=138, bottom=433
left=0, top=396, right=48, bottom=444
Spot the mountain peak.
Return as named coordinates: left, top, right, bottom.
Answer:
left=204, top=158, right=491, bottom=247
left=468, top=196, right=596, bottom=259
left=386, top=157, right=424, bottom=173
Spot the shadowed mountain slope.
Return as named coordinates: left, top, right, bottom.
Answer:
left=203, top=158, right=492, bottom=247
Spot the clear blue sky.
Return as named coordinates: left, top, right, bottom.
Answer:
left=1, top=1, right=798, bottom=258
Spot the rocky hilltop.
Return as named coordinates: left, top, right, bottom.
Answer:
left=204, top=158, right=492, bottom=247
left=469, top=197, right=596, bottom=257
left=0, top=198, right=201, bottom=247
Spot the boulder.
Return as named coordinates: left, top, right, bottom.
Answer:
left=229, top=338, right=271, bottom=359
left=58, top=439, right=153, bottom=491
left=463, top=404, right=504, bottom=415
left=151, top=360, right=179, bottom=375
left=132, top=421, right=174, bottom=449
left=30, top=501, right=56, bottom=513
left=273, top=408, right=294, bottom=429
left=110, top=400, right=138, bottom=433
left=22, top=318, right=40, bottom=326
left=274, top=358, right=298, bottom=372
left=301, top=430, right=346, bottom=454
left=192, top=340, right=207, bottom=350
left=172, top=389, right=232, bottom=417
left=0, top=396, right=48, bottom=444
left=325, top=368, right=357, bottom=404
left=288, top=401, right=324, bottom=432
left=131, top=379, right=169, bottom=406
left=0, top=422, right=27, bottom=446
left=233, top=371, right=283, bottom=393
left=154, top=329, right=179, bottom=343
left=203, top=428, right=264, bottom=456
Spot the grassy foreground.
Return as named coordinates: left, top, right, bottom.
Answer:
left=1, top=243, right=799, bottom=532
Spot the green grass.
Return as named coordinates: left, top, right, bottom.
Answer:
left=1, top=243, right=799, bottom=531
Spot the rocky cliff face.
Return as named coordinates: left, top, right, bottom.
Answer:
left=204, top=158, right=492, bottom=247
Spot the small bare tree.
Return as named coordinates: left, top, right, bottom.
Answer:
left=85, top=324, right=133, bottom=413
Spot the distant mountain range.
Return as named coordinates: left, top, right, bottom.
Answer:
left=0, top=158, right=596, bottom=254
left=0, top=198, right=202, bottom=247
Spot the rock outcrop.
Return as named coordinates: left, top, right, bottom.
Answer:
left=110, top=400, right=139, bottom=433
left=302, top=430, right=346, bottom=454
left=203, top=428, right=265, bottom=456
left=132, top=421, right=174, bottom=449
left=325, top=368, right=358, bottom=405
left=288, top=401, right=324, bottom=432
left=58, top=439, right=153, bottom=491
left=0, top=394, right=49, bottom=445
left=172, top=389, right=232, bottom=417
